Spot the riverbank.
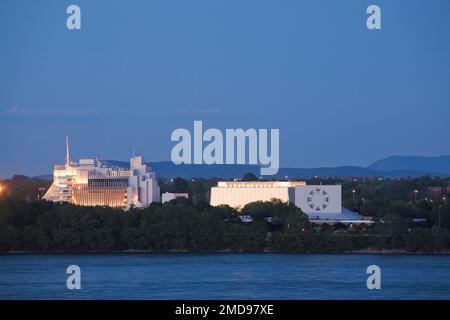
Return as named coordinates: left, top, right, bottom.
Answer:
left=2, top=199, right=450, bottom=255
left=2, top=248, right=450, bottom=255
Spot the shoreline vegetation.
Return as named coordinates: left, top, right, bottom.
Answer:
left=2, top=249, right=450, bottom=255
left=1, top=175, right=450, bottom=254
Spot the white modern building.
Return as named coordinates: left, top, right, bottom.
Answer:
left=161, top=192, right=189, bottom=203
left=295, top=185, right=342, bottom=220
left=294, top=185, right=372, bottom=224
left=210, top=181, right=306, bottom=210
left=210, top=181, right=369, bottom=222
left=43, top=137, right=160, bottom=208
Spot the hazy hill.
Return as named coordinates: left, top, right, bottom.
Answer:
left=105, top=160, right=450, bottom=179
left=33, top=156, right=450, bottom=180
left=368, top=155, right=450, bottom=174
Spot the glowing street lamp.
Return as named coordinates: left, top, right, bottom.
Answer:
left=413, top=189, right=419, bottom=203
left=352, top=189, right=356, bottom=202
left=438, top=196, right=447, bottom=228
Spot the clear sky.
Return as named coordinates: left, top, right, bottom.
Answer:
left=1, top=0, right=450, bottom=177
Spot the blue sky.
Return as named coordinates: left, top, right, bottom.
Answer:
left=1, top=0, right=450, bottom=177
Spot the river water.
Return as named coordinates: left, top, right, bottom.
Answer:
left=0, top=253, right=449, bottom=299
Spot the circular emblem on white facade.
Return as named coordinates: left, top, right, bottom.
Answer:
left=307, top=187, right=329, bottom=211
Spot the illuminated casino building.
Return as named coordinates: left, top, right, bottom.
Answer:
left=43, top=137, right=160, bottom=208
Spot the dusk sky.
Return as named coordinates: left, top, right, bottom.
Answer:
left=1, top=0, right=450, bottom=177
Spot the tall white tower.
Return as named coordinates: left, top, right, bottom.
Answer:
left=127, top=156, right=160, bottom=207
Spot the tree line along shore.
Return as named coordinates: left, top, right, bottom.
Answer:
left=0, top=175, right=449, bottom=253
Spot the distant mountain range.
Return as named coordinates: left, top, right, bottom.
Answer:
left=34, top=155, right=450, bottom=180
left=109, top=156, right=450, bottom=179
left=368, top=155, right=450, bottom=174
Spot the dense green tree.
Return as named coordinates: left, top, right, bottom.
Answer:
left=242, top=173, right=258, bottom=181
left=1, top=175, right=450, bottom=253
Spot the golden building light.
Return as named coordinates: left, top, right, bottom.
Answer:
left=43, top=137, right=160, bottom=208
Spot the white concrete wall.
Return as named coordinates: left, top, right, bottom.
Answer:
left=162, top=192, right=188, bottom=203
left=210, top=187, right=292, bottom=209
left=294, top=185, right=342, bottom=215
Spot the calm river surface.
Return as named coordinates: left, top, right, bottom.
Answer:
left=0, top=253, right=449, bottom=299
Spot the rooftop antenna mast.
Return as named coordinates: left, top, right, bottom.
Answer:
left=65, top=136, right=70, bottom=165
